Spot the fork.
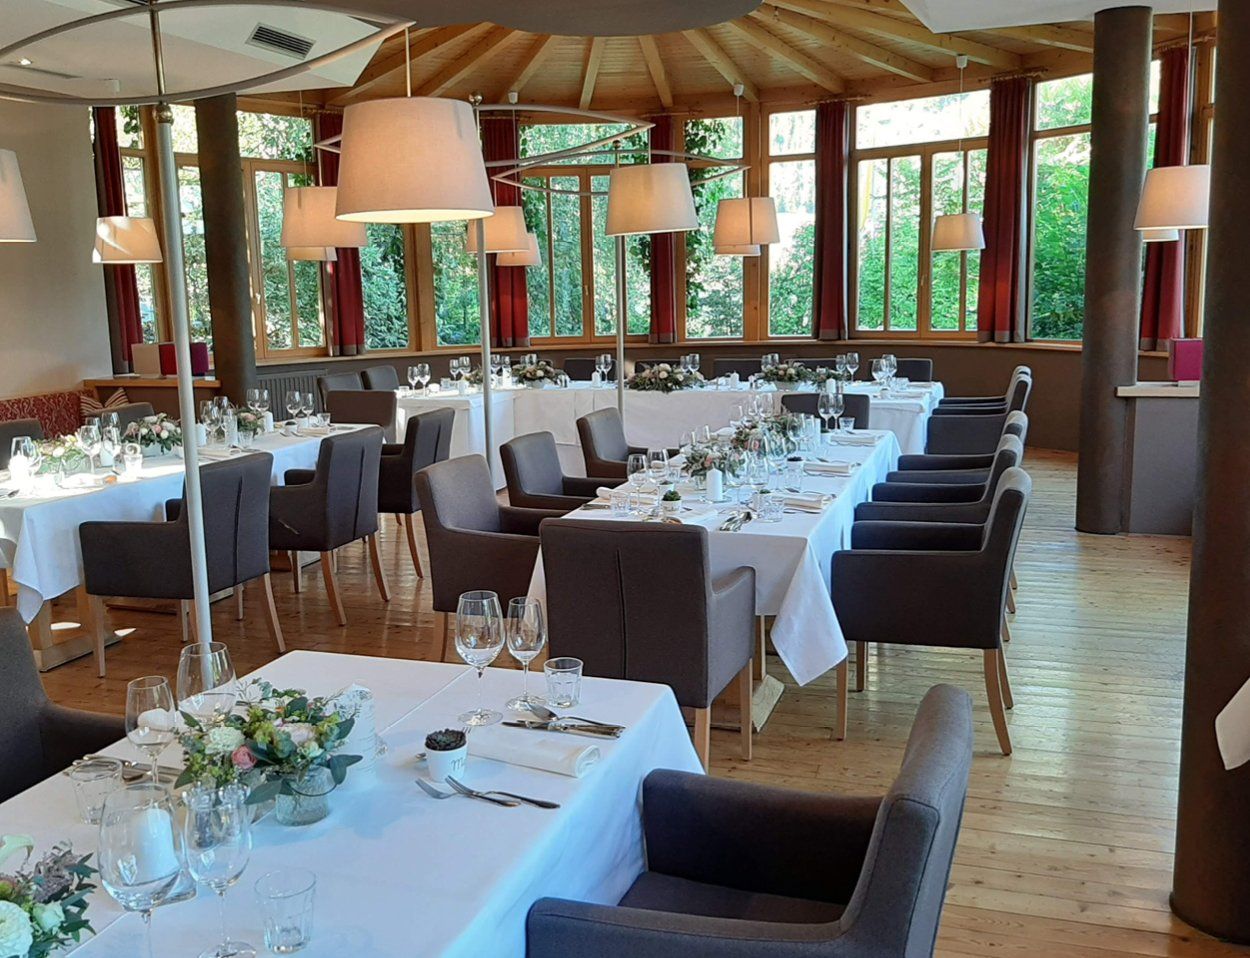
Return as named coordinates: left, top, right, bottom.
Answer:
left=415, top=776, right=519, bottom=807
left=446, top=776, right=560, bottom=809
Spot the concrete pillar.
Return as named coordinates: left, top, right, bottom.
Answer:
left=193, top=94, right=256, bottom=401
left=1173, top=2, right=1250, bottom=941
left=1075, top=7, right=1152, bottom=534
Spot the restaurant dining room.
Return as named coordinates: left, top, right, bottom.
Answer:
left=1, top=0, right=1248, bottom=955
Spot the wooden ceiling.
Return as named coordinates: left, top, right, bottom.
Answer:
left=282, top=0, right=1198, bottom=116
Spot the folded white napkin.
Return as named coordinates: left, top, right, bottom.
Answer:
left=782, top=493, right=829, bottom=512
left=301, top=426, right=333, bottom=436
left=831, top=433, right=878, bottom=446
left=596, top=486, right=657, bottom=505
left=804, top=460, right=853, bottom=476
left=469, top=725, right=600, bottom=778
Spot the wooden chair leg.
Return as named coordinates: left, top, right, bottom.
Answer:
left=320, top=551, right=347, bottom=627
left=0, top=568, right=10, bottom=608
left=88, top=595, right=109, bottom=678
left=738, top=661, right=753, bottom=760
left=290, top=551, right=302, bottom=593
left=983, top=650, right=1013, bottom=756
left=1006, top=588, right=1016, bottom=614
left=855, top=641, right=868, bottom=692
left=1002, top=619, right=1012, bottom=643
left=693, top=707, right=712, bottom=770
left=998, top=647, right=1014, bottom=710
left=1010, top=567, right=1018, bottom=591
left=259, top=574, right=286, bottom=653
left=835, top=658, right=848, bottom=741
left=441, top=611, right=453, bottom=662
left=366, top=535, right=390, bottom=602
left=235, top=583, right=245, bottom=621
left=755, top=617, right=767, bottom=681
left=403, top=514, right=424, bottom=578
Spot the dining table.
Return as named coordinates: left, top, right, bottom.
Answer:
left=0, top=651, right=703, bottom=958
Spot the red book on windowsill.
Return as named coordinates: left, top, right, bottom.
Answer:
left=1168, top=339, right=1203, bottom=384
left=157, top=342, right=211, bottom=376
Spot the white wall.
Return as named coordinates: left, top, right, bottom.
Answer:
left=0, top=99, right=111, bottom=399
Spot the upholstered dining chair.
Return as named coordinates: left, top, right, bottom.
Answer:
left=832, top=468, right=1032, bottom=755
left=781, top=392, right=871, bottom=430
left=379, top=407, right=454, bottom=576
left=634, top=359, right=681, bottom=372
left=103, top=402, right=156, bottom=434
left=527, top=684, right=973, bottom=958
left=79, top=454, right=283, bottom=676
left=540, top=519, right=755, bottom=769
left=897, top=412, right=1027, bottom=475
left=501, top=432, right=613, bottom=511
left=361, top=365, right=401, bottom=391
left=563, top=358, right=614, bottom=382
left=711, top=357, right=763, bottom=379
left=884, top=432, right=1023, bottom=487
left=415, top=455, right=565, bottom=661
left=0, top=609, right=123, bottom=802
left=326, top=389, right=399, bottom=442
left=939, top=365, right=1031, bottom=407
left=0, top=418, right=43, bottom=470
left=893, top=357, right=934, bottom=382
left=317, top=371, right=363, bottom=408
left=576, top=407, right=647, bottom=479
left=936, top=366, right=1032, bottom=414
left=925, top=371, right=1031, bottom=456
left=270, top=427, right=386, bottom=627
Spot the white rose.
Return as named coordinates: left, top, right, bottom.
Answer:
left=204, top=725, right=246, bottom=756
left=283, top=723, right=317, bottom=748
left=32, top=902, right=64, bottom=935
left=0, top=901, right=33, bottom=958
left=300, top=741, right=324, bottom=760
left=658, top=371, right=668, bottom=379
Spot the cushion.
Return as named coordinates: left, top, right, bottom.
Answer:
left=0, top=391, right=83, bottom=438
left=619, top=872, right=845, bottom=925
left=79, top=388, right=130, bottom=419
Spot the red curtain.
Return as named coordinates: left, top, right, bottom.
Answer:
left=977, top=77, right=1033, bottom=343
left=314, top=113, right=366, bottom=356
left=648, top=117, right=678, bottom=344
left=1140, top=46, right=1191, bottom=351
left=92, top=107, right=144, bottom=365
left=812, top=101, right=850, bottom=340
left=482, top=117, right=530, bottom=348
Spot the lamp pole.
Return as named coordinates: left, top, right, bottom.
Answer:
left=615, top=234, right=626, bottom=424
left=475, top=218, right=495, bottom=475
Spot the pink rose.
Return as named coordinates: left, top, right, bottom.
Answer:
left=231, top=746, right=257, bottom=770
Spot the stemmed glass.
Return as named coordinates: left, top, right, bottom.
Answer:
left=818, top=389, right=843, bottom=440
left=78, top=422, right=102, bottom=473
left=871, top=359, right=888, bottom=395
left=98, top=784, right=185, bottom=958
left=505, top=597, right=547, bottom=711
left=284, top=391, right=302, bottom=427
left=835, top=355, right=848, bottom=380
left=688, top=353, right=701, bottom=375
left=415, top=363, right=431, bottom=396
left=596, top=353, right=613, bottom=385
left=182, top=783, right=255, bottom=958
left=245, top=388, right=268, bottom=418
left=456, top=590, right=505, bottom=727
left=177, top=642, right=238, bottom=726
left=299, top=393, right=315, bottom=425
left=627, top=453, right=649, bottom=500
left=407, top=366, right=420, bottom=392
left=126, top=676, right=177, bottom=785
left=9, top=436, right=40, bottom=492
left=648, top=449, right=670, bottom=488
left=745, top=452, right=769, bottom=506
left=845, top=352, right=860, bottom=380
left=101, top=425, right=122, bottom=472
left=100, top=411, right=122, bottom=440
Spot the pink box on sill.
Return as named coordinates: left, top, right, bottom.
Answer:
left=1168, top=338, right=1204, bottom=383
left=157, top=342, right=211, bottom=376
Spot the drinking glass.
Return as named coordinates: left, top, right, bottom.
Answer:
left=177, top=642, right=238, bottom=726
left=648, top=449, right=669, bottom=487
left=122, top=441, right=143, bottom=478
left=9, top=436, right=40, bottom=491
left=98, top=784, right=185, bottom=958
left=745, top=453, right=769, bottom=501
left=101, top=425, right=122, bottom=469
left=627, top=453, right=648, bottom=494
left=407, top=366, right=420, bottom=391
left=835, top=355, right=848, bottom=378
left=255, top=870, right=316, bottom=954
left=70, top=757, right=123, bottom=825
left=183, top=783, right=255, bottom=958
left=544, top=657, right=583, bottom=709
left=284, top=391, right=302, bottom=425
left=871, top=359, right=888, bottom=393
left=730, top=405, right=744, bottom=430
left=299, top=393, right=315, bottom=423
left=610, top=490, right=632, bottom=517
left=883, top=354, right=897, bottom=377
left=415, top=363, right=431, bottom=395
left=245, top=388, right=262, bottom=415
left=505, top=597, right=546, bottom=710
left=455, top=590, right=505, bottom=727
left=688, top=353, right=700, bottom=374
left=125, top=676, right=176, bottom=784
left=839, top=417, right=856, bottom=432
left=818, top=390, right=843, bottom=436
left=845, top=352, right=860, bottom=379
left=78, top=422, right=102, bottom=473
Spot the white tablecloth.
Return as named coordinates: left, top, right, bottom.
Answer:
left=0, top=651, right=702, bottom=958
left=842, top=381, right=944, bottom=456
left=0, top=428, right=359, bottom=622
left=528, top=431, right=902, bottom=686
left=396, top=390, right=519, bottom=487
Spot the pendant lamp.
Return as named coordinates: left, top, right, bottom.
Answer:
left=1141, top=227, right=1181, bottom=243
left=287, top=246, right=338, bottom=261
left=282, top=186, right=366, bottom=259
left=932, top=56, right=985, bottom=253
left=0, top=149, right=36, bottom=243
left=713, top=197, right=780, bottom=256
left=465, top=205, right=530, bottom=253
left=605, top=163, right=698, bottom=236
left=497, top=232, right=541, bottom=267
left=93, top=215, right=162, bottom=263
left=1135, top=165, right=1211, bottom=232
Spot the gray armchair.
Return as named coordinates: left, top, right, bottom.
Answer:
left=379, top=408, right=454, bottom=576
left=0, top=609, right=124, bottom=802
left=326, top=389, right=398, bottom=443
left=501, top=432, right=613, bottom=511
left=711, top=358, right=763, bottom=379
left=415, top=455, right=565, bottom=661
left=0, top=418, right=43, bottom=470
left=893, top=358, right=933, bottom=382
left=871, top=436, right=1022, bottom=503
left=933, top=368, right=1031, bottom=417
left=925, top=374, right=1031, bottom=456
left=270, top=427, right=386, bottom=627
left=898, top=412, right=1026, bottom=473
left=782, top=393, right=871, bottom=430
left=540, top=519, right=755, bottom=768
left=361, top=365, right=400, bottom=391
left=527, top=684, right=973, bottom=958
left=80, top=454, right=283, bottom=675
left=577, top=407, right=647, bottom=479
left=832, top=469, right=1031, bottom=755
left=317, top=371, right=363, bottom=408
left=938, top=365, right=1031, bottom=406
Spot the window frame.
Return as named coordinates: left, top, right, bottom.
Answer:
left=762, top=106, right=818, bottom=342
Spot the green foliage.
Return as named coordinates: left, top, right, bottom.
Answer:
left=361, top=223, right=409, bottom=349
left=433, top=221, right=479, bottom=346
left=1030, top=133, right=1091, bottom=341
left=425, top=729, right=467, bottom=752
left=684, top=118, right=744, bottom=339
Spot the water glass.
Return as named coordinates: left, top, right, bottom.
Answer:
left=627, top=453, right=648, bottom=492
left=122, top=442, right=143, bottom=479
left=785, top=458, right=805, bottom=493
left=70, top=757, right=123, bottom=825
left=78, top=422, right=102, bottom=472
left=182, top=783, right=254, bottom=958
left=415, top=363, right=431, bottom=394
left=505, top=597, right=547, bottom=711
left=755, top=492, right=785, bottom=523
left=544, top=657, right=583, bottom=709
left=647, top=449, right=669, bottom=487
left=610, top=490, right=632, bottom=517
left=256, top=870, right=316, bottom=954
left=839, top=417, right=856, bottom=433
left=455, top=590, right=505, bottom=727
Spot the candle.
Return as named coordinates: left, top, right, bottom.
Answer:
left=591, top=371, right=602, bottom=387
left=706, top=468, right=724, bottom=502
left=131, top=807, right=182, bottom=883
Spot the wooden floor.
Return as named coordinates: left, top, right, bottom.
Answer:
left=37, top=451, right=1244, bottom=957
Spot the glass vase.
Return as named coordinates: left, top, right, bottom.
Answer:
left=273, top=766, right=334, bottom=826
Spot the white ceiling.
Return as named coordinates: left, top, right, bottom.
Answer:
left=902, top=0, right=1216, bottom=32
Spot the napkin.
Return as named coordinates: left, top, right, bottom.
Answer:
left=469, top=725, right=601, bottom=778
left=596, top=486, right=657, bottom=506
left=302, top=425, right=333, bottom=436
left=804, top=460, right=853, bottom=476
left=782, top=493, right=828, bottom=512
left=831, top=433, right=878, bottom=447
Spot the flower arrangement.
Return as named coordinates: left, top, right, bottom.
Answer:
left=176, top=680, right=361, bottom=807
left=0, top=836, right=96, bottom=958
left=510, top=359, right=558, bottom=384
left=681, top=441, right=729, bottom=479
left=123, top=414, right=182, bottom=455
left=729, top=414, right=798, bottom=454
left=235, top=411, right=263, bottom=438
left=35, top=436, right=88, bottom=475
left=626, top=363, right=705, bottom=393
left=465, top=366, right=484, bottom=386
left=758, top=362, right=813, bottom=385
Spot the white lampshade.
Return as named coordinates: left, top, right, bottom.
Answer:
left=282, top=186, right=366, bottom=250
left=605, top=163, right=698, bottom=237
left=0, top=149, right=36, bottom=243
left=93, top=216, right=163, bottom=264
left=287, top=246, right=338, bottom=262
left=1141, top=228, right=1181, bottom=243
left=714, top=243, right=762, bottom=257
left=335, top=97, right=495, bottom=224
left=497, top=232, right=542, bottom=267
left=1135, top=165, right=1210, bottom=231
left=931, top=213, right=985, bottom=252
left=465, top=206, right=530, bottom=254
left=713, top=197, right=780, bottom=251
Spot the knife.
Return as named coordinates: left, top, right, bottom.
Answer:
left=503, top=721, right=622, bottom=739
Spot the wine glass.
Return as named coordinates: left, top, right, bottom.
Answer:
left=818, top=390, right=843, bottom=438
left=9, top=436, right=40, bottom=492
left=688, top=353, right=700, bottom=374
left=176, top=642, right=238, bottom=726
left=846, top=352, right=860, bottom=380
left=78, top=422, right=102, bottom=473
left=415, top=363, right=431, bottom=396
left=182, top=783, right=255, bottom=958
left=299, top=393, right=315, bottom=424
left=126, top=676, right=176, bottom=784
left=505, top=597, right=547, bottom=711
left=723, top=446, right=745, bottom=505
left=245, top=388, right=268, bottom=417
left=100, top=411, right=121, bottom=437
left=284, top=391, right=302, bottom=426
left=101, top=425, right=122, bottom=471
left=98, top=784, right=185, bottom=958
left=648, top=449, right=670, bottom=487
left=407, top=366, right=420, bottom=391
left=745, top=452, right=769, bottom=506
left=456, top=590, right=505, bottom=727
left=627, top=453, right=648, bottom=497
left=871, top=358, right=888, bottom=394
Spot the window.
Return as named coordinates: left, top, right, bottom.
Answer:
left=116, top=108, right=160, bottom=343
left=684, top=117, right=744, bottom=339
left=360, top=224, right=411, bottom=350
left=432, top=221, right=480, bottom=346
left=767, top=110, right=817, bottom=337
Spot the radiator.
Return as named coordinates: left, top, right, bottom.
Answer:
left=259, top=369, right=326, bottom=413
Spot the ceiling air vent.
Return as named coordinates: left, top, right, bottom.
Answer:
left=247, top=24, right=314, bottom=60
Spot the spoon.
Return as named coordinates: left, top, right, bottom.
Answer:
left=522, top=703, right=625, bottom=731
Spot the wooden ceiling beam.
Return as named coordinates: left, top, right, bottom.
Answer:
left=499, top=33, right=556, bottom=98
left=330, top=24, right=488, bottom=105
left=638, top=35, right=675, bottom=109
left=724, top=16, right=846, bottom=93
left=580, top=37, right=607, bottom=110
left=767, top=0, right=1020, bottom=70
left=755, top=5, right=934, bottom=82
left=416, top=26, right=516, bottom=97
left=986, top=24, right=1094, bottom=53
left=682, top=28, right=760, bottom=102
